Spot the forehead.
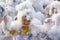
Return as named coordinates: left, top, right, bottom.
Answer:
left=22, top=15, right=32, bottom=20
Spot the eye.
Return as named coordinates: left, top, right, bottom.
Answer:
left=15, top=17, right=17, bottom=20
left=28, top=20, right=30, bottom=22
left=24, top=16, right=26, bottom=17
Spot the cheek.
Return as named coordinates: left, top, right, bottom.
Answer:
left=22, top=19, right=27, bottom=24
left=22, top=18, right=26, bottom=22
left=26, top=21, right=30, bottom=24
left=22, top=20, right=26, bottom=24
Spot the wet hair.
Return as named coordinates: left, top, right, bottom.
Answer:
left=0, top=6, right=5, bottom=16
left=13, top=0, right=15, bottom=3
left=43, top=5, right=47, bottom=9
left=58, top=0, right=60, bottom=1
left=0, top=6, right=4, bottom=13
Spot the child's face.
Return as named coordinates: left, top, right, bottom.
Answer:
left=22, top=16, right=31, bottom=25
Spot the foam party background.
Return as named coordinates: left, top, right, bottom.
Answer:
left=0, top=0, right=60, bottom=40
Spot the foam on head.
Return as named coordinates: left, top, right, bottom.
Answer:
left=16, top=9, right=32, bottom=25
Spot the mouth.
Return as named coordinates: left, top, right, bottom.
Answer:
left=22, top=20, right=31, bottom=25
left=23, top=23, right=29, bottom=25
